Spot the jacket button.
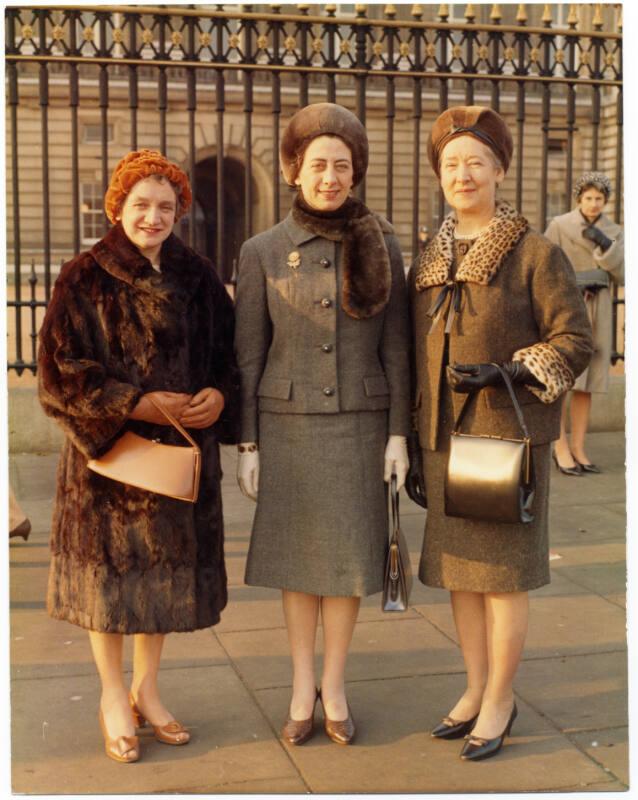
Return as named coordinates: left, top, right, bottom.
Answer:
left=320, top=257, right=331, bottom=268
left=323, top=387, right=335, bottom=396
left=320, top=297, right=332, bottom=308
left=322, top=343, right=333, bottom=353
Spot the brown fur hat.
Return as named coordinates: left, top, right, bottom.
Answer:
left=427, top=106, right=513, bottom=177
left=104, top=149, right=192, bottom=223
left=280, top=102, right=369, bottom=186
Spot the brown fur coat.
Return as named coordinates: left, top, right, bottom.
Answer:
left=38, top=223, right=239, bottom=633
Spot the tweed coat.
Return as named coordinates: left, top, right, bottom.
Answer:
left=235, top=209, right=411, bottom=442
left=410, top=202, right=593, bottom=592
left=544, top=208, right=623, bottom=393
left=38, top=223, right=240, bottom=633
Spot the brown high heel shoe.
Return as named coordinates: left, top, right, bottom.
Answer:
left=129, top=693, right=190, bottom=745
left=98, top=708, right=140, bottom=763
left=320, top=692, right=356, bottom=745
left=281, top=688, right=320, bottom=746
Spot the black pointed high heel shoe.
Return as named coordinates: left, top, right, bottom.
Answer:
left=573, top=459, right=601, bottom=474
left=459, top=703, right=517, bottom=762
left=552, top=452, right=582, bottom=477
left=431, top=714, right=479, bottom=740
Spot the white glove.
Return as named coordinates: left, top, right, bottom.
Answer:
left=384, top=435, right=409, bottom=491
left=237, top=443, right=259, bottom=501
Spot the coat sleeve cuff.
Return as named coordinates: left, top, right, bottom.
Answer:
left=511, top=343, right=574, bottom=404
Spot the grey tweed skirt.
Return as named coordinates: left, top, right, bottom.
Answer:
left=419, top=386, right=551, bottom=593
left=245, top=410, right=389, bottom=597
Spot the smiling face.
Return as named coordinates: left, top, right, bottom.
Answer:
left=117, top=176, right=178, bottom=262
left=295, top=135, right=354, bottom=212
left=579, top=187, right=607, bottom=223
left=439, top=135, right=504, bottom=218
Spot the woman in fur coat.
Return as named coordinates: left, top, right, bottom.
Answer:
left=409, top=107, right=592, bottom=761
left=544, top=172, right=623, bottom=474
left=38, top=150, right=239, bottom=763
left=235, top=103, right=411, bottom=745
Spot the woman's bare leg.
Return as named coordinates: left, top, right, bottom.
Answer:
left=88, top=630, right=135, bottom=737
left=320, top=596, right=360, bottom=720
left=131, top=633, right=174, bottom=725
left=470, top=591, right=528, bottom=740
left=569, top=390, right=593, bottom=464
left=446, top=591, right=488, bottom=721
left=282, top=590, right=321, bottom=719
left=554, top=395, right=579, bottom=469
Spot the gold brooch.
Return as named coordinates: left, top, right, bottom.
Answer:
left=287, top=250, right=301, bottom=270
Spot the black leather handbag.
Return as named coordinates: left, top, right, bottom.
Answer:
left=382, top=475, right=413, bottom=612
left=445, top=364, right=535, bottom=524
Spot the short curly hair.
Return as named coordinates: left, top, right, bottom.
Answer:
left=104, top=149, right=192, bottom=224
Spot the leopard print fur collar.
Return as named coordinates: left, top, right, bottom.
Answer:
left=415, top=201, right=529, bottom=291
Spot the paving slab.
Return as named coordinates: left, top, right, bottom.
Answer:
left=11, top=664, right=302, bottom=795
left=516, top=651, right=628, bottom=732
left=550, top=502, right=627, bottom=545
left=569, top=726, right=629, bottom=787
left=255, top=675, right=617, bottom=794
left=414, top=594, right=626, bottom=659
left=553, top=561, right=628, bottom=597
left=220, top=615, right=464, bottom=692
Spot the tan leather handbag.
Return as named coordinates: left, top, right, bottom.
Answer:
left=87, top=397, right=201, bottom=503
left=445, top=365, right=535, bottom=524
left=382, top=475, right=413, bottom=612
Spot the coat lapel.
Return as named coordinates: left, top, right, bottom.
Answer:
left=415, top=201, right=529, bottom=290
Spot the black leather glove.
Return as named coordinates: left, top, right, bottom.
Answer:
left=582, top=224, right=613, bottom=253
left=404, top=430, right=427, bottom=508
left=446, top=361, right=542, bottom=393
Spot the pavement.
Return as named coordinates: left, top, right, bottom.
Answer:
left=8, top=431, right=628, bottom=795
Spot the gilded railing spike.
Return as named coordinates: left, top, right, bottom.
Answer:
left=438, top=5, right=449, bottom=22
left=324, top=4, right=337, bottom=13
left=411, top=5, right=423, bottom=19
left=384, top=5, right=396, bottom=18
left=592, top=4, right=604, bottom=30
left=490, top=5, right=502, bottom=22
left=354, top=5, right=368, bottom=16
left=516, top=4, right=528, bottom=24
left=567, top=4, right=578, bottom=27
left=542, top=4, right=553, bottom=26
left=296, top=3, right=310, bottom=11
left=464, top=4, right=475, bottom=21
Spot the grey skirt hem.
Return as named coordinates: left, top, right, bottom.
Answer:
left=418, top=571, right=550, bottom=594
left=244, top=572, right=384, bottom=598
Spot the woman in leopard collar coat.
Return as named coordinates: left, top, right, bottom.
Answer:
left=409, top=107, right=592, bottom=761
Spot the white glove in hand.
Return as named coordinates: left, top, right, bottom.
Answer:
left=384, top=435, right=409, bottom=491
left=237, top=443, right=259, bottom=501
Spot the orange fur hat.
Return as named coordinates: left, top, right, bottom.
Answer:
left=104, top=149, right=192, bottom=223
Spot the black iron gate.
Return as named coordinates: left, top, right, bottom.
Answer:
left=5, top=4, right=623, bottom=374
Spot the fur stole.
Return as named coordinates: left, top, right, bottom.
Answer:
left=292, top=194, right=393, bottom=319
left=415, top=201, right=529, bottom=291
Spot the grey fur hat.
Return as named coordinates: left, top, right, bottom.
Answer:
left=573, top=171, right=612, bottom=200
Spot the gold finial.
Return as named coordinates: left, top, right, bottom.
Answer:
left=324, top=2, right=337, bottom=13
left=438, top=4, right=449, bottom=21
left=296, top=3, right=310, bottom=10
left=567, top=4, right=578, bottom=27
left=355, top=4, right=368, bottom=16
left=592, top=4, right=604, bottom=29
left=542, top=4, right=553, bottom=25
left=516, top=4, right=527, bottom=24
left=464, top=4, right=475, bottom=21
left=411, top=5, right=423, bottom=19
left=384, top=4, right=396, bottom=17
left=269, top=3, right=282, bottom=8
left=490, top=4, right=502, bottom=22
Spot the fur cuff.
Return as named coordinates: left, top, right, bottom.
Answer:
left=512, top=343, right=574, bottom=404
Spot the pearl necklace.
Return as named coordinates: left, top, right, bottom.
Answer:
left=454, top=228, right=484, bottom=240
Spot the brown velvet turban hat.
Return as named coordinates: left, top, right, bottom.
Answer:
left=427, top=106, right=513, bottom=177
left=280, top=102, right=369, bottom=187
left=104, top=149, right=192, bottom=223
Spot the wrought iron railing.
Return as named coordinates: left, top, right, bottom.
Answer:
left=5, top=4, right=623, bottom=374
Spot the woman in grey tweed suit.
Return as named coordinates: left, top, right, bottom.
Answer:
left=409, top=106, right=592, bottom=761
left=234, top=103, right=410, bottom=745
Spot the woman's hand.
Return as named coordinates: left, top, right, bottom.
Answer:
left=179, top=387, right=225, bottom=429
left=129, top=391, right=193, bottom=424
left=384, top=435, right=409, bottom=491
left=237, top=444, right=259, bottom=501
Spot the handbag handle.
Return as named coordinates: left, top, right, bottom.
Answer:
left=390, top=473, right=400, bottom=541
left=452, top=363, right=531, bottom=440
left=147, top=396, right=200, bottom=449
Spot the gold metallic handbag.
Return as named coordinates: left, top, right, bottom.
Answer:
left=382, top=475, right=413, bottom=612
left=87, top=397, right=201, bottom=503
left=445, top=364, right=535, bottom=524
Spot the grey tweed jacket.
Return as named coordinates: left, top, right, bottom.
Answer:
left=235, top=210, right=411, bottom=443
